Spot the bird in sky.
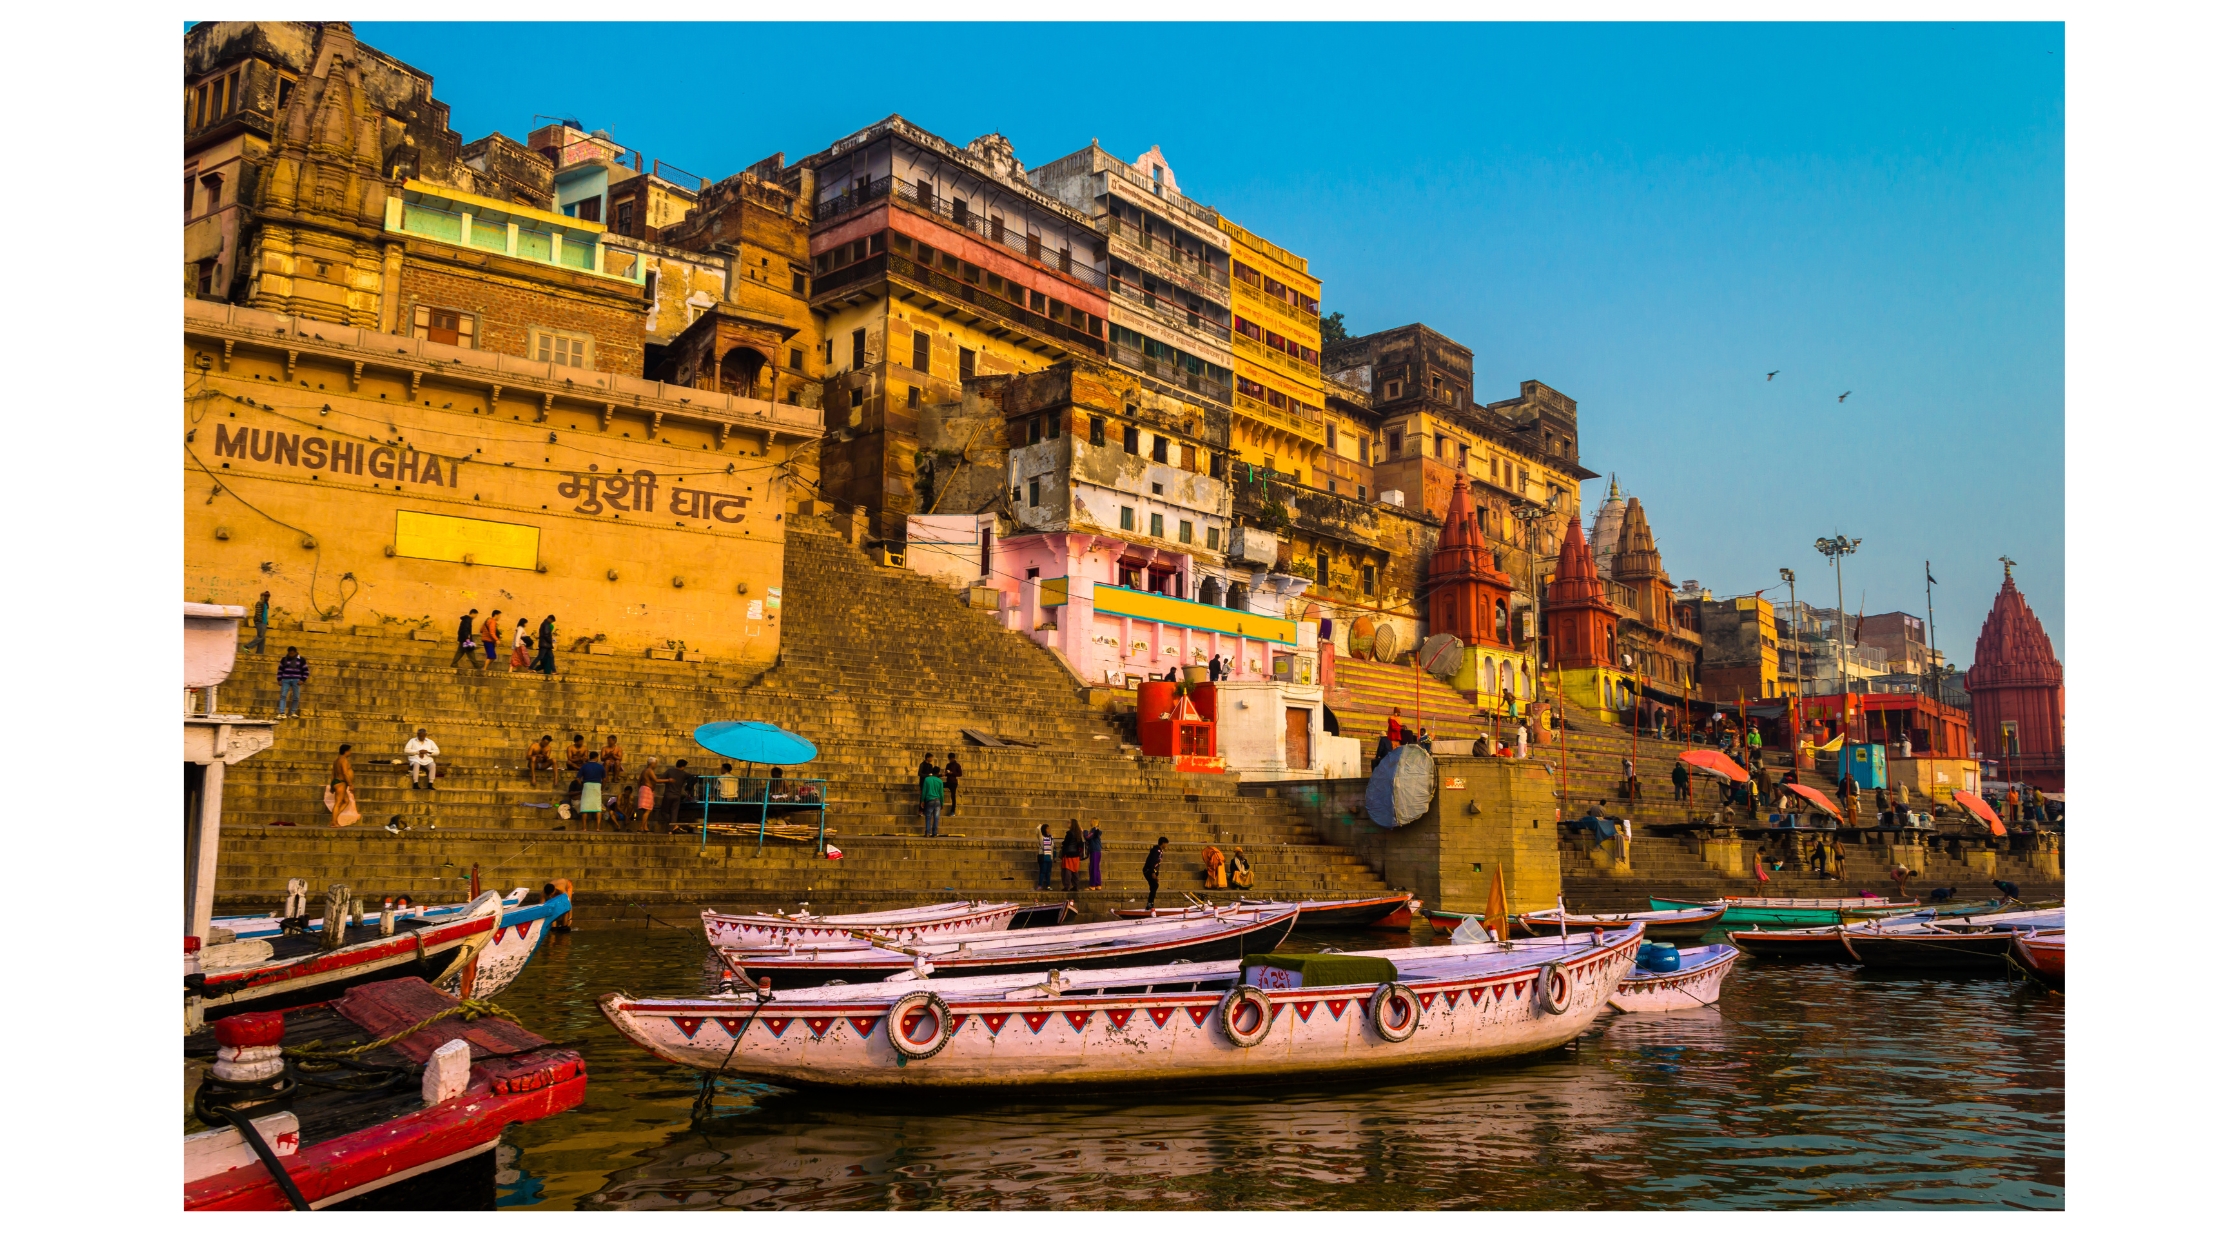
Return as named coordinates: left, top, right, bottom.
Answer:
left=1838, top=391, right=1851, bottom=403
left=1765, top=371, right=1780, bottom=381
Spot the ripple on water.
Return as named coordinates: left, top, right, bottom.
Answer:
left=490, top=926, right=2062, bottom=1210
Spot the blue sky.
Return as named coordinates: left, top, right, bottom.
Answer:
left=357, top=20, right=2064, bottom=667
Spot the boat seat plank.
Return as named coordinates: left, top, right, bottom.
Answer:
left=332, top=978, right=551, bottom=1062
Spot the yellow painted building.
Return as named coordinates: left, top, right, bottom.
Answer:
left=185, top=298, right=823, bottom=665
left=1220, top=217, right=1330, bottom=485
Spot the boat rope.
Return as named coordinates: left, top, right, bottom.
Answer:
left=282, top=998, right=523, bottom=1068
left=210, top=1106, right=313, bottom=1211
left=630, top=902, right=698, bottom=931
left=696, top=985, right=778, bottom=1122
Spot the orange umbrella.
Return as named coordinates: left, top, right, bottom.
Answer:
left=1952, top=789, right=2008, bottom=837
left=1678, top=749, right=1750, bottom=782
left=1784, top=782, right=1843, bottom=818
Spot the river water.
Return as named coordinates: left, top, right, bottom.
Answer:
left=491, top=923, right=2063, bottom=1211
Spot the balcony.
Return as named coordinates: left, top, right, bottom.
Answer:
left=1232, top=331, right=1322, bottom=389
left=1105, top=219, right=1229, bottom=306
left=811, top=249, right=1106, bottom=355
left=388, top=184, right=642, bottom=283
left=1232, top=389, right=1319, bottom=439
left=1108, top=276, right=1231, bottom=355
left=1109, top=341, right=1231, bottom=403
left=1235, top=279, right=1320, bottom=340
left=815, top=176, right=1104, bottom=289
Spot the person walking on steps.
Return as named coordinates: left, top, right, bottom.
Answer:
left=1387, top=708, right=1404, bottom=746
left=249, top=591, right=271, bottom=655
left=509, top=617, right=531, bottom=672
left=1035, top=824, right=1056, bottom=890
left=404, top=727, right=440, bottom=789
left=1060, top=821, right=1085, bottom=893
left=943, top=753, right=962, bottom=816
left=1085, top=819, right=1105, bottom=890
left=479, top=609, right=503, bottom=670
left=1670, top=759, right=1690, bottom=802
left=450, top=608, right=481, bottom=669
left=920, top=764, right=945, bottom=837
left=328, top=744, right=357, bottom=828
left=276, top=646, right=309, bottom=718
left=1811, top=837, right=1829, bottom=879
left=1143, top=837, right=1168, bottom=909
left=534, top=615, right=558, bottom=677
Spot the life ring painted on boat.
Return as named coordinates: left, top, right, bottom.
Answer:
left=1370, top=982, right=1422, bottom=1042
left=886, top=992, right=953, bottom=1060
left=1218, top=986, right=1274, bottom=1047
left=1538, top=963, right=1572, bottom=1014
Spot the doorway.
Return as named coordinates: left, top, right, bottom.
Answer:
left=1284, top=707, right=1312, bottom=769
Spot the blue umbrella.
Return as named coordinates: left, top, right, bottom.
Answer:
left=692, top=721, right=818, bottom=766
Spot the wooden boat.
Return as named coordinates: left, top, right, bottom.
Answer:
left=2012, top=930, right=2064, bottom=989
left=185, top=978, right=586, bottom=1210
left=1839, top=909, right=2063, bottom=970
left=433, top=891, right=572, bottom=1001
left=716, top=903, right=1301, bottom=989
left=1510, top=905, right=1727, bottom=941
left=701, top=899, right=1020, bottom=950
left=603, top=924, right=1645, bottom=1090
left=215, top=888, right=531, bottom=940
left=1111, top=891, right=1415, bottom=929
left=1608, top=944, right=1740, bottom=1012
left=1728, top=910, right=1936, bottom=962
left=1008, top=901, right=1077, bottom=929
left=187, top=891, right=505, bottom=1018
left=1652, top=895, right=1917, bottom=927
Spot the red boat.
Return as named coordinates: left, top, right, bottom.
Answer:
left=2012, top=929, right=2064, bottom=990
left=184, top=978, right=586, bottom=1210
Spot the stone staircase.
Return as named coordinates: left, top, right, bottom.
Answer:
left=1326, top=656, right=1492, bottom=745
left=211, top=517, right=1391, bottom=923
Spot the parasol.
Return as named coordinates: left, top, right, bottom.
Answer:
left=1950, top=789, right=2008, bottom=837
left=1677, top=749, right=1750, bottom=782
left=693, top=721, right=818, bottom=766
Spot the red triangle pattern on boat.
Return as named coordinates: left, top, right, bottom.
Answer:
left=1146, top=1007, right=1175, bottom=1028
left=715, top=1017, right=749, bottom=1037
left=516, top=923, right=534, bottom=939
left=1021, top=1011, right=1053, bottom=1034
left=1063, top=1010, right=1094, bottom=1032
left=1107, top=1008, right=1134, bottom=1031
left=983, top=1013, right=1011, bottom=1035
left=847, top=1015, right=880, bottom=1038
left=1325, top=1000, right=1350, bottom=1021
left=669, top=1016, right=705, bottom=1039
left=803, top=1016, right=835, bottom=1039
left=948, top=1014, right=968, bottom=1035
left=761, top=1017, right=793, bottom=1038
left=1443, top=991, right=1460, bottom=1009
left=1186, top=1005, right=1214, bottom=1027
left=1468, top=987, right=1486, bottom=1005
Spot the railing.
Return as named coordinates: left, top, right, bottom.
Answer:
left=1109, top=222, right=1220, bottom=281
left=1097, top=155, right=1225, bottom=229
left=1235, top=279, right=1321, bottom=338
left=815, top=176, right=1105, bottom=288
left=652, top=159, right=703, bottom=190
left=1108, top=275, right=1228, bottom=342
left=813, top=250, right=1107, bottom=354
left=1232, top=330, right=1322, bottom=382
left=391, top=195, right=639, bottom=282
left=1232, top=389, right=1319, bottom=437
left=1109, top=341, right=1231, bottom=402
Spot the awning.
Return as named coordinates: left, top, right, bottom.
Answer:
left=1678, top=749, right=1749, bottom=782
left=1951, top=789, right=2008, bottom=837
left=693, top=721, right=818, bottom=765
left=1782, top=782, right=1843, bottom=817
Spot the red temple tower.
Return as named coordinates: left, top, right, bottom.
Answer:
left=1544, top=513, right=1617, bottom=670
left=1963, top=564, right=2064, bottom=791
left=1427, top=470, right=1516, bottom=647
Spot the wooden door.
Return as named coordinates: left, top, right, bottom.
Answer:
left=1285, top=707, right=1312, bottom=769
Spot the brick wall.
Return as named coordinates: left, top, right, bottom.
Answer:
left=398, top=252, right=646, bottom=376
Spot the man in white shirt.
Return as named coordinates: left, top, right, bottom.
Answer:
left=404, top=728, right=441, bottom=789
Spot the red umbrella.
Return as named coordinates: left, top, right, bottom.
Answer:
left=1783, top=782, right=1843, bottom=818
left=1951, top=789, right=2008, bottom=837
left=1677, top=749, right=1749, bottom=782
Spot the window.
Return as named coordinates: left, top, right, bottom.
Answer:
left=1150, top=513, right=1164, bottom=539
left=907, top=385, right=921, bottom=409
left=1434, top=435, right=1447, bottom=458
left=1328, top=480, right=1338, bottom=492
left=1028, top=477, right=1042, bottom=507
left=786, top=390, right=801, bottom=405
left=195, top=259, right=217, bottom=296
left=1477, top=507, right=1490, bottom=534
left=852, top=328, right=867, bottom=370
left=185, top=174, right=196, bottom=216
left=1363, top=564, right=1377, bottom=595
left=792, top=272, right=806, bottom=294
left=1152, top=435, right=1169, bottom=464
left=1458, top=442, right=1470, bottom=468
left=569, top=196, right=602, bottom=221
left=414, top=307, right=475, bottom=347
left=990, top=212, right=1006, bottom=243
left=1384, top=380, right=1403, bottom=400
left=823, top=339, right=833, bottom=365
left=1316, top=554, right=1330, bottom=585
left=959, top=347, right=977, bottom=378
left=916, top=178, right=934, bottom=207
left=1327, top=422, right=1338, bottom=448
left=1181, top=445, right=1198, bottom=472
left=1205, top=526, right=1220, bottom=553
left=789, top=348, right=804, bottom=371
left=1090, top=416, right=1106, bottom=446
left=1179, top=520, right=1193, bottom=545
left=1357, top=486, right=1367, bottom=501
left=276, top=73, right=296, bottom=111
left=531, top=329, right=589, bottom=367
left=1123, top=425, right=1140, bottom=455
left=850, top=386, right=864, bottom=408
left=1120, top=506, right=1136, bottom=531
left=615, top=199, right=636, bottom=236
left=201, top=173, right=224, bottom=215
left=1358, top=436, right=1371, bottom=462
left=953, top=196, right=970, bottom=223
left=911, top=331, right=930, bottom=372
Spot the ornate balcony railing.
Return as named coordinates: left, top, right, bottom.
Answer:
left=1232, top=389, right=1319, bottom=438
left=815, top=176, right=1104, bottom=289
left=1108, top=275, right=1229, bottom=346
left=812, top=249, right=1106, bottom=354
left=1109, top=341, right=1231, bottom=403
left=1232, top=329, right=1322, bottom=384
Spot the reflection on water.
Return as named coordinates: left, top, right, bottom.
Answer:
left=496, top=925, right=2062, bottom=1210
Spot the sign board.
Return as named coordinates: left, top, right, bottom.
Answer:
left=393, top=510, right=539, bottom=571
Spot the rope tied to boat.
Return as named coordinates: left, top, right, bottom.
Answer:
left=282, top=998, right=524, bottom=1068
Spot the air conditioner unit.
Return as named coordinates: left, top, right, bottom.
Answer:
left=883, top=551, right=906, bottom=568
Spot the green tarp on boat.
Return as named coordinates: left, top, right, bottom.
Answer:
left=1241, top=953, right=1400, bottom=987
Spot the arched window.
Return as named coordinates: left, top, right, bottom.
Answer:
left=1605, top=625, right=1616, bottom=662
left=1493, top=601, right=1509, bottom=643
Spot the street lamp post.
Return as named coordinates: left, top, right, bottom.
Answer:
left=1813, top=535, right=1862, bottom=746
left=1780, top=566, right=1799, bottom=759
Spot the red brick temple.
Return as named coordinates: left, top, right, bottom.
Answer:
left=1963, top=564, right=2064, bottom=791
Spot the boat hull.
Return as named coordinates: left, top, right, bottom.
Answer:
left=1511, top=907, right=1726, bottom=941
left=2012, top=932, right=2064, bottom=988
left=602, top=932, right=1642, bottom=1090
left=1008, top=902, right=1076, bottom=929
left=1728, top=929, right=1860, bottom=962
left=1841, top=930, right=2022, bottom=970
left=701, top=901, right=1018, bottom=950
left=189, top=903, right=501, bottom=1017
left=1652, top=897, right=1917, bottom=928
left=1113, top=893, right=1413, bottom=929
left=442, top=895, right=569, bottom=1000
left=1609, top=945, right=1739, bottom=1012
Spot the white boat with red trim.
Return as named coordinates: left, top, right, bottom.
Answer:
left=603, top=923, right=1644, bottom=1090
left=1509, top=904, right=1728, bottom=940
left=1608, top=944, right=1740, bottom=1012
left=1109, top=891, right=1415, bottom=928
left=700, top=899, right=1021, bottom=950
left=187, top=891, right=504, bottom=1017
left=715, top=902, right=1300, bottom=988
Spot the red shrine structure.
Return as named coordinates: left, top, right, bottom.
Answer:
left=1543, top=513, right=1625, bottom=716
left=1426, top=471, right=1530, bottom=710
left=1964, top=564, right=2064, bottom=791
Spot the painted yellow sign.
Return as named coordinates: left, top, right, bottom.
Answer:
left=394, top=510, right=540, bottom=571
left=1092, top=583, right=1297, bottom=644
